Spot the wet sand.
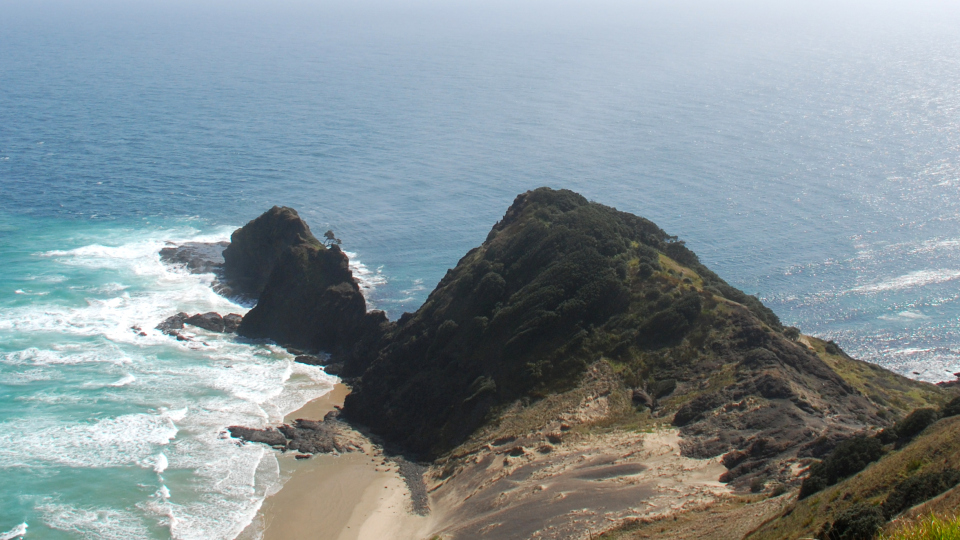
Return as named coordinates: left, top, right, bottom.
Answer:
left=238, top=383, right=431, bottom=540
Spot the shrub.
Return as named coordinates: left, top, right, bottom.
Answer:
left=799, top=436, right=884, bottom=499
left=941, top=397, right=960, bottom=418
left=894, top=409, right=940, bottom=445
left=822, top=503, right=886, bottom=540
left=882, top=469, right=960, bottom=519
left=799, top=474, right=828, bottom=500
left=649, top=378, right=677, bottom=399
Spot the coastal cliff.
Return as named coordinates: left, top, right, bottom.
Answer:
left=185, top=189, right=956, bottom=539
left=340, top=189, right=939, bottom=487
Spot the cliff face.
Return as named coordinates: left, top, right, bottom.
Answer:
left=339, top=188, right=913, bottom=483
left=224, top=206, right=387, bottom=356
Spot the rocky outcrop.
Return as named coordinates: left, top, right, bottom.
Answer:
left=156, top=206, right=389, bottom=360
left=156, top=311, right=243, bottom=336
left=228, top=410, right=362, bottom=454
left=221, top=206, right=319, bottom=298
left=159, top=241, right=229, bottom=275
left=221, top=206, right=390, bottom=357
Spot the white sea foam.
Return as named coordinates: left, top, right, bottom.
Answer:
left=852, top=269, right=960, bottom=293
left=151, top=452, right=169, bottom=473
left=878, top=310, right=931, bottom=321
left=345, top=250, right=387, bottom=306
left=2, top=224, right=339, bottom=539
left=0, top=412, right=178, bottom=468
left=37, top=502, right=151, bottom=540
left=0, top=367, right=59, bottom=385
left=0, top=523, right=27, bottom=540
left=13, top=288, right=49, bottom=296
left=396, top=278, right=428, bottom=303
left=2, top=347, right=131, bottom=367
left=109, top=373, right=136, bottom=387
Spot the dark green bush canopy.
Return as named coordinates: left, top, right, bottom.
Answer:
left=799, top=436, right=884, bottom=499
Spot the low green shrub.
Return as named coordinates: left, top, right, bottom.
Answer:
left=940, top=397, right=960, bottom=419
left=799, top=436, right=884, bottom=499
left=882, top=469, right=960, bottom=519
left=821, top=503, right=885, bottom=540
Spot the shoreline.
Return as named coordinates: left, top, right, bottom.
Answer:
left=238, top=383, right=432, bottom=540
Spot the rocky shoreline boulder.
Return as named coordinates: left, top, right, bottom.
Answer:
left=156, top=311, right=244, bottom=337
left=228, top=410, right=362, bottom=454
left=159, top=241, right=229, bottom=275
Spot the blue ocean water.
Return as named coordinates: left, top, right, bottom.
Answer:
left=1, top=0, right=959, bottom=537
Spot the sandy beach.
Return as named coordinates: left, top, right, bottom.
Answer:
left=238, top=383, right=432, bottom=540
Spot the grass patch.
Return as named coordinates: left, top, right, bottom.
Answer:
left=881, top=513, right=960, bottom=540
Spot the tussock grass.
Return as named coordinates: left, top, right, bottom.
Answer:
left=881, top=513, right=960, bottom=540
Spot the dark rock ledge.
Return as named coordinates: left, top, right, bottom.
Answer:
left=154, top=311, right=243, bottom=340
left=227, top=409, right=363, bottom=454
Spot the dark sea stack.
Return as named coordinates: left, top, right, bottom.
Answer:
left=340, top=187, right=921, bottom=485
left=222, top=206, right=319, bottom=298
left=237, top=241, right=366, bottom=353
left=226, top=206, right=389, bottom=356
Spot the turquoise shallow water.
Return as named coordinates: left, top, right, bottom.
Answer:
left=2, top=0, right=960, bottom=537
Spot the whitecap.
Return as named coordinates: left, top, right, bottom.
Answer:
left=109, top=373, right=136, bottom=387
left=0, top=523, right=27, bottom=540
left=2, top=347, right=130, bottom=367
left=851, top=269, right=960, bottom=293
left=37, top=502, right=151, bottom=540
left=345, top=251, right=388, bottom=305
left=151, top=452, right=169, bottom=473
left=161, top=407, right=189, bottom=423
left=0, top=412, right=178, bottom=468
left=878, top=310, right=930, bottom=321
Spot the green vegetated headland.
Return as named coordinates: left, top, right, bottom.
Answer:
left=337, top=188, right=945, bottom=486
left=222, top=187, right=957, bottom=538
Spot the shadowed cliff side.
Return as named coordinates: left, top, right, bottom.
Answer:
left=339, top=188, right=931, bottom=487
left=225, top=206, right=388, bottom=357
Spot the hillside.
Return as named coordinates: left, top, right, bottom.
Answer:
left=340, top=188, right=944, bottom=491
left=202, top=188, right=952, bottom=539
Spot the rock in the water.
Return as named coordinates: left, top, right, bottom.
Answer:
left=158, top=311, right=243, bottom=336
left=185, top=312, right=225, bottom=333
left=227, top=426, right=288, bottom=447
left=323, top=363, right=344, bottom=375
left=223, top=313, right=243, bottom=333
left=156, top=313, right=189, bottom=335
left=295, top=354, right=327, bottom=366
left=159, top=241, right=229, bottom=275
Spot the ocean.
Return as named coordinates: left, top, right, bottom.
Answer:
left=1, top=0, right=959, bottom=537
